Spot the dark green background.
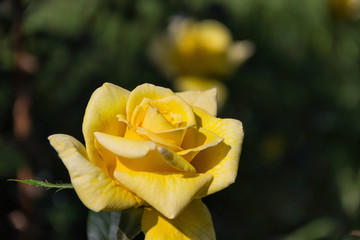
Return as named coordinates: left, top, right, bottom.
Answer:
left=1, top=0, right=360, bottom=239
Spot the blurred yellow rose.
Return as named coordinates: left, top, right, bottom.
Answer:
left=174, top=76, right=228, bottom=110
left=149, top=17, right=254, bottom=78
left=329, top=0, right=360, bottom=19
left=49, top=83, right=244, bottom=239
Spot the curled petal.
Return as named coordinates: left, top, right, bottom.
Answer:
left=95, top=132, right=195, bottom=173
left=154, top=125, right=193, bottom=147
left=94, top=132, right=157, bottom=159
left=191, top=107, right=244, bottom=197
left=130, top=94, right=196, bottom=130
left=117, top=115, right=146, bottom=141
left=126, top=84, right=174, bottom=122
left=156, top=146, right=196, bottom=172
left=137, top=127, right=183, bottom=152
left=116, top=114, right=131, bottom=127
left=142, top=200, right=215, bottom=240
left=145, top=95, right=196, bottom=127
left=130, top=100, right=150, bottom=129
left=178, top=127, right=223, bottom=162
left=114, top=171, right=212, bottom=219
left=48, top=134, right=141, bottom=212
left=141, top=104, right=175, bottom=132
left=83, top=83, right=130, bottom=169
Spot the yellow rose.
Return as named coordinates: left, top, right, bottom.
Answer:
left=149, top=17, right=254, bottom=78
left=48, top=83, right=243, bottom=240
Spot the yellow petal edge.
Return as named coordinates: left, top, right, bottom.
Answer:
left=48, top=134, right=141, bottom=212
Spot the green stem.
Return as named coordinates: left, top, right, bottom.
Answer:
left=8, top=179, right=73, bottom=191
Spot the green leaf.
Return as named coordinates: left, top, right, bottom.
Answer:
left=117, top=208, right=144, bottom=240
left=8, top=179, right=73, bottom=191
left=87, top=208, right=144, bottom=240
left=87, top=211, right=121, bottom=240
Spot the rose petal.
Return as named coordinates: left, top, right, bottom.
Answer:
left=178, top=127, right=223, bottom=162
left=114, top=171, right=212, bottom=219
left=126, top=84, right=174, bottom=123
left=95, top=132, right=195, bottom=173
left=142, top=200, right=215, bottom=240
left=116, top=115, right=145, bottom=141
left=156, top=146, right=196, bottom=172
left=142, top=104, right=175, bottom=132
left=145, top=95, right=196, bottom=127
left=174, top=77, right=228, bottom=110
left=227, top=40, right=255, bottom=67
left=116, top=114, right=131, bottom=127
left=123, top=126, right=145, bottom=140
left=130, top=100, right=149, bottom=128
left=83, top=83, right=130, bottom=169
left=154, top=125, right=194, bottom=147
left=137, top=127, right=183, bottom=152
left=94, top=132, right=157, bottom=159
left=94, top=138, right=118, bottom=178
left=48, top=134, right=141, bottom=212
left=176, top=88, right=218, bottom=116
left=191, top=107, right=244, bottom=197
left=180, top=126, right=199, bottom=150
left=196, top=20, right=232, bottom=53
left=129, top=93, right=197, bottom=148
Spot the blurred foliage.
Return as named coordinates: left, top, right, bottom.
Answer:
left=1, top=0, right=360, bottom=239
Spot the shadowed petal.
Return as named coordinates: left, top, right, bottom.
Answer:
left=142, top=200, right=215, bottom=240
left=154, top=125, right=193, bottom=147
left=178, top=127, right=223, bottom=162
left=156, top=146, right=196, bottom=172
left=48, top=134, right=141, bottom=211
left=114, top=171, right=212, bottom=219
left=191, top=107, right=244, bottom=197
